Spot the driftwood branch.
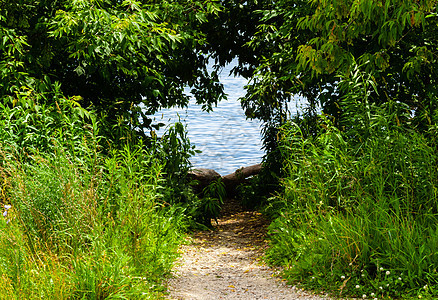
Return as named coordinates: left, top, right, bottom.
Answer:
left=222, top=163, right=262, bottom=195
left=188, top=163, right=262, bottom=196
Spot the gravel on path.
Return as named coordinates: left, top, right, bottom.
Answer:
left=166, top=199, right=330, bottom=300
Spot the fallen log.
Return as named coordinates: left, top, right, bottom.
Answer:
left=188, top=163, right=262, bottom=196
left=222, top=163, right=262, bottom=195
left=188, top=168, right=221, bottom=193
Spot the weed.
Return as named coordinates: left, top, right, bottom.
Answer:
left=266, top=81, right=438, bottom=298
left=0, top=94, right=188, bottom=297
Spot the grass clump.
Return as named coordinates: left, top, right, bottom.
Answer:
left=0, top=93, right=188, bottom=298
left=0, top=143, right=185, bottom=299
left=265, top=68, right=438, bottom=298
left=267, top=120, right=438, bottom=298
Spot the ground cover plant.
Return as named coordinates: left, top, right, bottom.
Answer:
left=2, top=0, right=438, bottom=298
left=0, top=93, right=191, bottom=298
left=264, top=66, right=438, bottom=298
left=0, top=1, right=233, bottom=297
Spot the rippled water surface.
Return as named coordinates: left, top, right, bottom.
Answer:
left=153, top=64, right=263, bottom=175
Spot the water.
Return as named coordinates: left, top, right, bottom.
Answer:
left=153, top=64, right=263, bottom=175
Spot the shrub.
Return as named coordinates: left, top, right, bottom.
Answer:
left=0, top=94, right=187, bottom=298
left=266, top=66, right=438, bottom=298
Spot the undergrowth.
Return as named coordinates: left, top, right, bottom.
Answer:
left=265, top=66, right=438, bottom=299
left=0, top=93, right=189, bottom=298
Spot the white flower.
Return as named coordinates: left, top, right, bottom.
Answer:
left=386, top=270, right=390, bottom=275
left=398, top=277, right=402, bottom=281
left=4, top=205, right=11, bottom=210
left=379, top=267, right=384, bottom=271
left=2, top=211, right=7, bottom=217
left=356, top=285, right=360, bottom=289
left=370, top=293, right=375, bottom=297
left=362, top=294, right=367, bottom=299
left=379, top=286, right=383, bottom=290
left=341, top=275, right=345, bottom=279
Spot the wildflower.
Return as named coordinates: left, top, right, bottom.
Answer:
left=379, top=286, right=383, bottom=290
left=341, top=275, right=345, bottom=280
left=424, top=285, right=428, bottom=290
left=362, top=294, right=367, bottom=299
left=356, top=285, right=360, bottom=289
left=386, top=270, right=390, bottom=275
left=379, top=267, right=384, bottom=271
left=398, top=277, right=402, bottom=281
left=370, top=293, right=375, bottom=297
left=2, top=204, right=11, bottom=217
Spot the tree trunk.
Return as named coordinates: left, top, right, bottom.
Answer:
left=188, top=163, right=262, bottom=196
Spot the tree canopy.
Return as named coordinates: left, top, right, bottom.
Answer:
left=1, top=0, right=225, bottom=136
left=2, top=0, right=438, bottom=138
left=237, top=0, right=438, bottom=130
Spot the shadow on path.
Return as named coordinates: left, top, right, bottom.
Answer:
left=166, top=199, right=329, bottom=300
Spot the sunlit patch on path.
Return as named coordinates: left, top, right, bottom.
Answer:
left=166, top=199, right=329, bottom=300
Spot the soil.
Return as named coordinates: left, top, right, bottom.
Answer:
left=166, top=198, right=330, bottom=300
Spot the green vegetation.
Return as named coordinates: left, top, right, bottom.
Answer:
left=0, top=93, right=192, bottom=298
left=267, top=113, right=438, bottom=298
left=0, top=0, right=238, bottom=296
left=2, top=0, right=438, bottom=298
left=262, top=66, right=438, bottom=298
left=228, top=0, right=438, bottom=297
left=0, top=0, right=225, bottom=134
left=0, top=1, right=228, bottom=297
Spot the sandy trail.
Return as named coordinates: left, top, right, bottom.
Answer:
left=166, top=199, right=329, bottom=300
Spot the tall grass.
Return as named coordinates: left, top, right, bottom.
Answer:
left=0, top=142, right=185, bottom=298
left=0, top=93, right=187, bottom=298
left=266, top=66, right=438, bottom=298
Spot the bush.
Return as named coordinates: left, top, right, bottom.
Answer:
left=0, top=90, right=188, bottom=298
left=0, top=141, right=187, bottom=298
left=265, top=67, right=438, bottom=298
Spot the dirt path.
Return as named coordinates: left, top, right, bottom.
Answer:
left=166, top=199, right=330, bottom=300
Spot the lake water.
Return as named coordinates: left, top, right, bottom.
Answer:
left=153, top=64, right=263, bottom=175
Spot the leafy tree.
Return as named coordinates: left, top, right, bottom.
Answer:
left=201, top=0, right=267, bottom=76
left=239, top=0, right=438, bottom=130
left=0, top=0, right=226, bottom=136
